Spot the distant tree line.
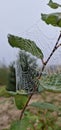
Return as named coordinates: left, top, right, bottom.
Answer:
left=0, top=65, right=8, bottom=86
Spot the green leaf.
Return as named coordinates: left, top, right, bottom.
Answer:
left=47, top=0, right=61, bottom=9
left=48, top=126, right=53, bottom=130
left=41, top=84, right=61, bottom=93
left=14, top=95, right=28, bottom=110
left=41, top=13, right=61, bottom=27
left=30, top=102, right=59, bottom=111
left=10, top=117, right=32, bottom=130
left=8, top=34, right=43, bottom=59
left=24, top=110, right=39, bottom=121
left=39, top=74, right=61, bottom=93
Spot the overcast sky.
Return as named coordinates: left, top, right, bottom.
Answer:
left=0, top=0, right=61, bottom=66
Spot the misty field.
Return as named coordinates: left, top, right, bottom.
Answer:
left=0, top=69, right=61, bottom=130
left=0, top=85, right=61, bottom=130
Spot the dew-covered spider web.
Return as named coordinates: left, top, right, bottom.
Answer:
left=15, top=60, right=36, bottom=94
left=15, top=51, right=37, bottom=94
left=15, top=19, right=61, bottom=94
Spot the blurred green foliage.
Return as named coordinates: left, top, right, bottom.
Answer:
left=0, top=67, right=8, bottom=86
left=6, top=63, right=16, bottom=92
left=10, top=109, right=61, bottom=130
left=0, top=86, right=12, bottom=97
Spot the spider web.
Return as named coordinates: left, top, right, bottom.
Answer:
left=15, top=20, right=61, bottom=93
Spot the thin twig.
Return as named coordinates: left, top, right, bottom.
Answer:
left=44, top=32, right=61, bottom=65
left=19, top=32, right=61, bottom=120
left=56, top=43, right=61, bottom=49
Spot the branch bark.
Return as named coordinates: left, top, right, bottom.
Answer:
left=19, top=32, right=61, bottom=120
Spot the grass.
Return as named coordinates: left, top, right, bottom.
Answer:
left=0, top=86, right=12, bottom=97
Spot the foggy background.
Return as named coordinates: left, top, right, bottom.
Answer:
left=0, top=0, right=61, bottom=66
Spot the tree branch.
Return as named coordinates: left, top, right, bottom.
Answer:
left=19, top=32, right=61, bottom=120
